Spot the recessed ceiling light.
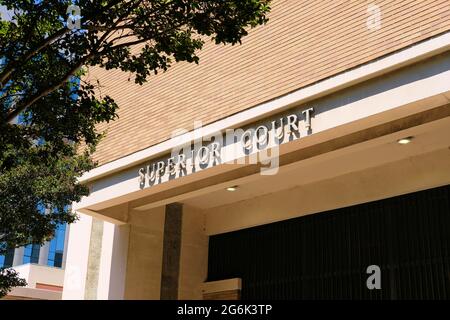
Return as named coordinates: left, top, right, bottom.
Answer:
left=226, top=186, right=238, bottom=192
left=397, top=136, right=413, bottom=145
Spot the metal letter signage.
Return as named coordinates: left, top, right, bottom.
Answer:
left=138, top=107, right=314, bottom=189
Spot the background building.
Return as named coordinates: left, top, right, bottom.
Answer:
left=1, top=224, right=69, bottom=300
left=62, top=0, right=450, bottom=299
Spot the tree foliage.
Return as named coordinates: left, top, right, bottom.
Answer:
left=0, top=268, right=27, bottom=297
left=0, top=0, right=270, bottom=297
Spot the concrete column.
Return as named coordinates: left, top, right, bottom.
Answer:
left=178, top=205, right=209, bottom=299
left=121, top=206, right=165, bottom=299
left=62, top=224, right=70, bottom=268
left=160, top=203, right=183, bottom=300
left=97, top=222, right=130, bottom=300
left=38, top=242, right=50, bottom=266
left=62, top=213, right=93, bottom=300
left=12, top=247, right=24, bottom=266
left=84, top=218, right=104, bottom=300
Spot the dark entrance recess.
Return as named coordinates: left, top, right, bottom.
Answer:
left=207, top=184, right=450, bottom=299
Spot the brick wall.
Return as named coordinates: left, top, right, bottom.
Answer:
left=89, top=0, right=450, bottom=165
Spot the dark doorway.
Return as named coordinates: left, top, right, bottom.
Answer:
left=207, top=184, right=450, bottom=299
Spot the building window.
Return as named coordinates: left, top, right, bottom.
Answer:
left=48, top=224, right=66, bottom=268
left=0, top=248, right=15, bottom=268
left=23, top=244, right=40, bottom=264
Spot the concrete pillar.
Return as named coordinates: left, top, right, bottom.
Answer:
left=178, top=205, right=209, bottom=299
left=62, top=224, right=70, bottom=269
left=84, top=218, right=104, bottom=300
left=122, top=206, right=165, bottom=299
left=160, top=203, right=183, bottom=300
left=97, top=222, right=130, bottom=300
left=62, top=211, right=130, bottom=300
left=62, top=213, right=93, bottom=300
left=38, top=242, right=50, bottom=265
left=12, top=247, right=24, bottom=266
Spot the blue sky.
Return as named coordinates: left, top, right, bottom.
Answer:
left=0, top=4, right=13, bottom=21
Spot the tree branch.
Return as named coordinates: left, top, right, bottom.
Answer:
left=0, top=0, right=130, bottom=87
left=0, top=28, right=70, bottom=87
left=4, top=0, right=145, bottom=123
left=5, top=55, right=93, bottom=123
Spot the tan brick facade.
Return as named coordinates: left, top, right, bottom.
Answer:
left=89, top=0, right=450, bottom=165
